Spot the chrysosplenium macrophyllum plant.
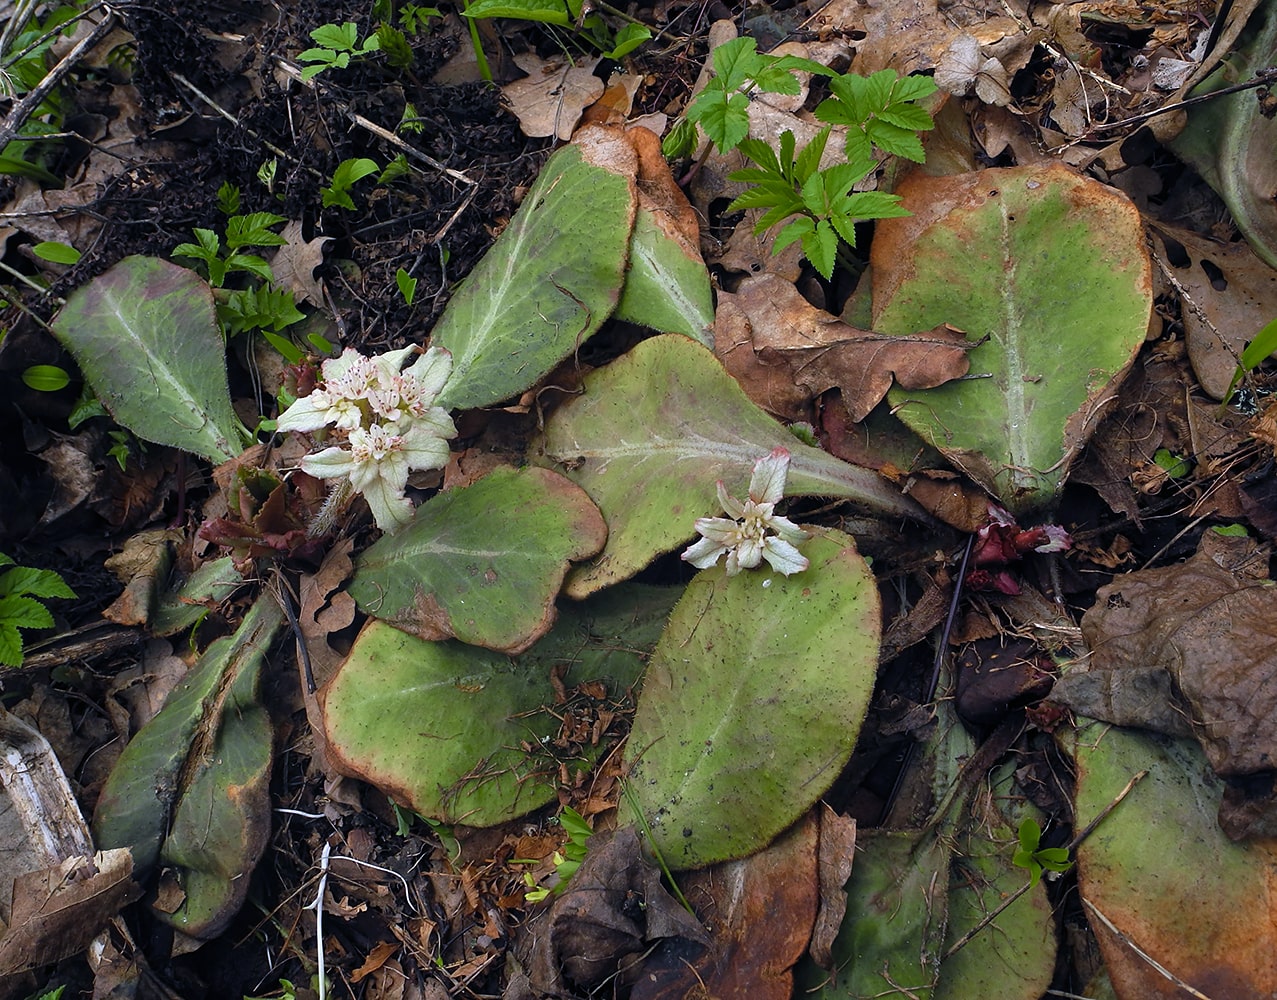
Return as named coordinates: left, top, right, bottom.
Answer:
left=682, top=447, right=810, bottom=576
left=276, top=344, right=456, bottom=532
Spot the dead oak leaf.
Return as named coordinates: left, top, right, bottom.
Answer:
left=727, top=273, right=973, bottom=421
left=270, top=219, right=330, bottom=307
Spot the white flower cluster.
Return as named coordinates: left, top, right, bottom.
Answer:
left=682, top=447, right=810, bottom=577
left=277, top=345, right=456, bottom=532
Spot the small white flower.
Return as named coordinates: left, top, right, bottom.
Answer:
left=682, top=447, right=810, bottom=576
left=279, top=345, right=457, bottom=532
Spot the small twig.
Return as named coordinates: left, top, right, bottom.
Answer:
left=1083, top=898, right=1216, bottom=999
left=943, top=769, right=1148, bottom=960
left=0, top=12, right=116, bottom=149
left=1087, top=67, right=1277, bottom=133
left=272, top=58, right=475, bottom=188
left=170, top=71, right=325, bottom=181
left=311, top=840, right=332, bottom=1000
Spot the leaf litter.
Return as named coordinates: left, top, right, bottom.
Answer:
left=2, top=0, right=1277, bottom=998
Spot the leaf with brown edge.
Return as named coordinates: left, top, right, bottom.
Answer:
left=722, top=273, right=973, bottom=422
left=348, top=466, right=606, bottom=654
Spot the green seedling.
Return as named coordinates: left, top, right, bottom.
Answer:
left=21, top=364, right=70, bottom=391
left=0, top=552, right=76, bottom=667
left=322, top=157, right=380, bottom=210
left=395, top=267, right=417, bottom=306
left=668, top=47, right=936, bottom=277
left=217, top=180, right=241, bottom=215
left=1223, top=315, right=1277, bottom=406
left=297, top=22, right=381, bottom=81
left=728, top=127, right=911, bottom=279
left=1011, top=816, right=1071, bottom=888
left=0, top=2, right=81, bottom=184
left=1152, top=447, right=1193, bottom=480
left=173, top=211, right=288, bottom=288
left=31, top=241, right=80, bottom=265
left=517, top=807, right=593, bottom=902
left=461, top=0, right=650, bottom=61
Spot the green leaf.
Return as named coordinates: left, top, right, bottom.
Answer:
left=395, top=266, right=417, bottom=306
left=308, top=22, right=359, bottom=51
left=93, top=595, right=282, bottom=881
left=323, top=157, right=381, bottom=209
left=710, top=36, right=762, bottom=91
left=626, top=529, right=879, bottom=868
left=662, top=117, right=698, bottom=159
left=32, top=241, right=80, bottom=264
left=432, top=140, right=636, bottom=410
left=802, top=218, right=838, bottom=279
left=22, top=364, right=70, bottom=391
left=1071, top=721, right=1277, bottom=998
left=461, top=0, right=571, bottom=23
left=866, top=118, right=927, bottom=163
left=1017, top=815, right=1042, bottom=852
left=225, top=212, right=288, bottom=249
left=612, top=206, right=715, bottom=344
left=688, top=89, right=750, bottom=153
left=604, top=21, right=651, bottom=59
left=0, top=566, right=75, bottom=599
left=875, top=164, right=1152, bottom=513
left=1225, top=315, right=1277, bottom=402
left=376, top=22, right=414, bottom=67
left=0, top=594, right=54, bottom=630
left=537, top=334, right=925, bottom=597
left=322, top=585, right=680, bottom=825
left=0, top=623, right=21, bottom=666
left=348, top=466, right=607, bottom=653
left=50, top=256, right=250, bottom=464
left=173, top=228, right=220, bottom=263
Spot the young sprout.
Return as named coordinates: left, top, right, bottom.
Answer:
left=277, top=345, right=456, bottom=532
left=682, top=447, right=810, bottom=576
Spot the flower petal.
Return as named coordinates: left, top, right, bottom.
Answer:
left=361, top=474, right=414, bottom=532
left=693, top=516, right=742, bottom=547
left=765, top=513, right=810, bottom=545
left=276, top=393, right=333, bottom=433
left=300, top=446, right=355, bottom=479
left=406, top=346, right=453, bottom=402
left=717, top=481, right=746, bottom=521
left=735, top=536, right=764, bottom=570
left=762, top=537, right=809, bottom=576
left=749, top=447, right=791, bottom=505
left=682, top=535, right=728, bottom=569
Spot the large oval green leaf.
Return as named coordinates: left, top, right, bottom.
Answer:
left=322, top=584, right=679, bottom=826
left=872, top=164, right=1152, bottom=514
left=1071, top=721, right=1277, bottom=999
left=51, top=255, right=249, bottom=464
left=537, top=334, right=926, bottom=597
left=625, top=529, right=880, bottom=869
left=432, top=135, right=637, bottom=411
left=348, top=466, right=606, bottom=653
left=613, top=209, right=714, bottom=344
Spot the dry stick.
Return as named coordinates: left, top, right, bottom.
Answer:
left=1086, top=67, right=1277, bottom=133
left=169, top=72, right=326, bottom=182
left=0, top=12, right=116, bottom=149
left=1082, top=899, right=1216, bottom=1000
left=942, top=767, right=1149, bottom=961
left=272, top=58, right=475, bottom=188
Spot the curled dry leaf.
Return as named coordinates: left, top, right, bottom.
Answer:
left=501, top=53, right=605, bottom=141
left=715, top=272, right=973, bottom=421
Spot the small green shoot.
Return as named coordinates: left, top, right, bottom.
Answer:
left=728, top=127, right=910, bottom=278
left=1211, top=523, right=1250, bottom=537
left=0, top=552, right=76, bottom=667
left=173, top=210, right=288, bottom=288
left=518, top=807, right=593, bottom=902
left=322, top=157, right=380, bottom=210
left=398, top=3, right=442, bottom=34
left=217, top=181, right=241, bottom=215
left=1223, top=316, right=1277, bottom=406
left=396, top=267, right=417, bottom=306
left=814, top=69, right=938, bottom=164
left=31, top=241, right=80, bottom=265
left=1152, top=447, right=1193, bottom=480
left=21, top=364, right=70, bottom=391
left=106, top=429, right=144, bottom=471
left=1011, top=816, right=1071, bottom=888
left=298, top=22, right=381, bottom=81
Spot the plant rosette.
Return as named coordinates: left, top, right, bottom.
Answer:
left=277, top=345, right=456, bottom=531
